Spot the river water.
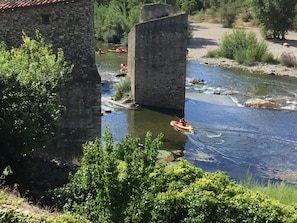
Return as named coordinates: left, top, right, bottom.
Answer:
left=97, top=51, right=297, bottom=183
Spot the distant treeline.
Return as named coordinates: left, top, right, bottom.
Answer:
left=94, top=0, right=297, bottom=44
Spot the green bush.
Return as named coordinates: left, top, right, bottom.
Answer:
left=0, top=31, right=72, bottom=167
left=52, top=127, right=163, bottom=223
left=218, top=27, right=272, bottom=65
left=94, top=0, right=141, bottom=44
left=262, top=52, right=279, bottom=64
left=219, top=2, right=238, bottom=28
left=112, top=76, right=131, bottom=101
left=242, top=11, right=253, bottom=23
left=204, top=49, right=219, bottom=58
left=52, top=128, right=297, bottom=223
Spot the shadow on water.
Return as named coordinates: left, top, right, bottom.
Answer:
left=103, top=105, right=188, bottom=151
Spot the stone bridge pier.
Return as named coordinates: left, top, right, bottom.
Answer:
left=128, top=4, right=188, bottom=110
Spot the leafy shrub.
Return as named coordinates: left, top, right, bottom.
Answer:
left=0, top=31, right=72, bottom=167
left=94, top=0, right=141, bottom=44
left=52, top=128, right=297, bottom=223
left=52, top=127, right=163, bottom=223
left=181, top=0, right=199, bottom=15
left=242, top=11, right=253, bottom=23
left=262, top=52, right=279, bottom=64
left=280, top=52, right=297, bottom=67
left=204, top=49, right=219, bottom=58
left=219, top=2, right=238, bottom=28
left=112, top=76, right=131, bottom=101
left=218, top=27, right=271, bottom=65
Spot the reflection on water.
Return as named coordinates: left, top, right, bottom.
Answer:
left=103, top=106, right=188, bottom=150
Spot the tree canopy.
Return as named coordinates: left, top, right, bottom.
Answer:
left=252, top=0, right=297, bottom=39
left=93, top=0, right=256, bottom=44
left=0, top=31, right=73, bottom=168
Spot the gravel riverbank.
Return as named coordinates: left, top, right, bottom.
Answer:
left=187, top=22, right=297, bottom=78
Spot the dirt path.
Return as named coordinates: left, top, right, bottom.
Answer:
left=187, top=22, right=297, bottom=77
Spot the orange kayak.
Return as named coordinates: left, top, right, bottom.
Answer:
left=170, top=120, right=193, bottom=131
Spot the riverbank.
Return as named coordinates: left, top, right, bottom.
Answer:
left=187, top=22, right=297, bottom=78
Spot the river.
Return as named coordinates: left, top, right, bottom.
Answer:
left=97, top=50, right=297, bottom=183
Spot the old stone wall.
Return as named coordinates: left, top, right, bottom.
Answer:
left=0, top=0, right=101, bottom=160
left=128, top=13, right=188, bottom=110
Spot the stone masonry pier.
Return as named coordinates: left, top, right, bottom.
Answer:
left=128, top=4, right=188, bottom=110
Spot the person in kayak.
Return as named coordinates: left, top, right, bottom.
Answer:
left=179, top=117, right=188, bottom=126
left=120, top=63, right=127, bottom=73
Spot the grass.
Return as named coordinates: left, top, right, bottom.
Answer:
left=241, top=172, right=297, bottom=206
left=203, top=27, right=280, bottom=66
left=0, top=187, right=90, bottom=223
left=112, top=76, right=131, bottom=101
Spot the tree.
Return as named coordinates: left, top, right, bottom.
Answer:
left=219, top=1, right=239, bottom=28
left=252, top=0, right=297, bottom=39
left=52, top=127, right=163, bottom=223
left=0, top=31, right=73, bottom=167
left=181, top=0, right=196, bottom=14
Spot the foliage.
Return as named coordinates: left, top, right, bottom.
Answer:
left=217, top=27, right=272, bottom=65
left=181, top=0, right=201, bottom=15
left=0, top=31, right=73, bottom=167
left=146, top=161, right=297, bottom=223
left=0, top=189, right=90, bottom=223
left=261, top=52, right=278, bottom=64
left=249, top=181, right=297, bottom=206
left=94, top=0, right=146, bottom=44
left=219, top=1, right=239, bottom=28
left=204, top=49, right=219, bottom=58
left=252, top=0, right=297, bottom=39
left=52, top=128, right=297, bottom=222
left=100, top=0, right=130, bottom=44
left=112, top=76, right=131, bottom=101
left=51, top=127, right=163, bottom=223
left=94, top=0, right=297, bottom=44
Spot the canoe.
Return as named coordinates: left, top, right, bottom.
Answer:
left=170, top=120, right=193, bottom=131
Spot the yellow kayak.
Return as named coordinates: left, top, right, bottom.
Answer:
left=170, top=120, right=193, bottom=131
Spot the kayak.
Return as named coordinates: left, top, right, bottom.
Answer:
left=108, top=48, right=128, bottom=53
left=170, top=120, right=193, bottom=131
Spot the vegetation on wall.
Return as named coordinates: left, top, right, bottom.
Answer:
left=0, top=31, right=73, bottom=169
